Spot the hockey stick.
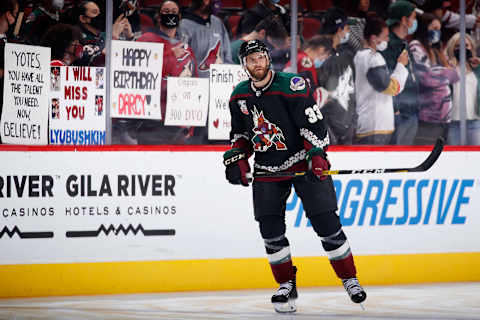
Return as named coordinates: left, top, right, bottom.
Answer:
left=253, top=137, right=445, bottom=178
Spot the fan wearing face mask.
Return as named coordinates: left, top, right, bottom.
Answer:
left=0, top=0, right=19, bottom=144
left=409, top=13, right=459, bottom=145
left=21, top=0, right=64, bottom=45
left=76, top=1, right=104, bottom=43
left=135, top=0, right=200, bottom=145
left=283, top=35, right=333, bottom=109
left=283, top=35, right=332, bottom=87
left=381, top=0, right=421, bottom=145
left=420, top=0, right=480, bottom=46
left=316, top=7, right=357, bottom=145
left=354, top=16, right=409, bottom=145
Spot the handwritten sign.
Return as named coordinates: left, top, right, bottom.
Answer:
left=208, top=64, right=248, bottom=140
left=164, top=77, right=209, bottom=127
left=49, top=66, right=106, bottom=145
left=110, top=40, right=163, bottom=119
left=1, top=43, right=50, bottom=144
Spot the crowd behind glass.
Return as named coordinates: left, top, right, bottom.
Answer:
left=1, top=0, right=480, bottom=146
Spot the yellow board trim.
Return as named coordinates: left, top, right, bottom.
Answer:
left=1, top=252, right=480, bottom=298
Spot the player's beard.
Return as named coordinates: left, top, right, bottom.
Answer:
left=248, top=65, right=269, bottom=82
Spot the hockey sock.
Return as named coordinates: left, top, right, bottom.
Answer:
left=320, top=229, right=356, bottom=279
left=309, top=213, right=357, bottom=279
left=264, top=234, right=294, bottom=283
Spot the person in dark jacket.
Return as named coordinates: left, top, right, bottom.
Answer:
left=316, top=7, right=357, bottom=145
left=381, top=0, right=420, bottom=145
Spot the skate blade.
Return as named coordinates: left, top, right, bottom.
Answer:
left=273, top=299, right=296, bottom=313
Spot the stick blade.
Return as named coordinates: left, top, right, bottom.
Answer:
left=410, top=137, right=445, bottom=172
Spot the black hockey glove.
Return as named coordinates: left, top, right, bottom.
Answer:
left=223, top=148, right=251, bottom=186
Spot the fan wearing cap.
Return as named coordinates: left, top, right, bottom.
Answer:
left=316, top=7, right=357, bottom=145
left=381, top=0, right=420, bottom=145
left=223, top=39, right=366, bottom=313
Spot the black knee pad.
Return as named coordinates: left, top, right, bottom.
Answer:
left=309, top=211, right=343, bottom=237
left=258, top=215, right=286, bottom=239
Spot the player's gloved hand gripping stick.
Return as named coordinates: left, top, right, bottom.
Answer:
left=305, top=147, right=331, bottom=181
left=254, top=137, right=445, bottom=179
left=223, top=148, right=251, bottom=186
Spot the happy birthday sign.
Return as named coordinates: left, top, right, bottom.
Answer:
left=110, top=40, right=164, bottom=119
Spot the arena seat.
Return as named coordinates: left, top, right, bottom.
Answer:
left=141, top=0, right=163, bottom=8
left=225, top=14, right=243, bottom=39
left=222, top=0, right=244, bottom=10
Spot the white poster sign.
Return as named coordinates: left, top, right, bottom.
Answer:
left=110, top=40, right=163, bottom=119
left=0, top=43, right=51, bottom=145
left=164, top=77, right=209, bottom=126
left=208, top=64, right=248, bottom=140
left=49, top=66, right=106, bottom=145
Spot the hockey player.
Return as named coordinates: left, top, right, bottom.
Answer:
left=223, top=39, right=366, bottom=313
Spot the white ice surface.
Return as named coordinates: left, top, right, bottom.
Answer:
left=0, top=282, right=479, bottom=320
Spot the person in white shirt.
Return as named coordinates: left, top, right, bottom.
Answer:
left=445, top=32, right=480, bottom=145
left=353, top=15, right=409, bottom=144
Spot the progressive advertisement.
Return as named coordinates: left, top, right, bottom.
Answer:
left=0, top=148, right=479, bottom=265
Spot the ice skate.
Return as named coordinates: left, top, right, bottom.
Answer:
left=271, top=266, right=298, bottom=313
left=342, top=277, right=367, bottom=303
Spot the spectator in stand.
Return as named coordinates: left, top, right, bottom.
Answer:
left=72, top=1, right=123, bottom=66
left=231, top=15, right=288, bottom=65
left=283, top=35, right=332, bottom=90
left=421, top=0, right=480, bottom=45
left=333, top=0, right=371, bottom=53
left=114, top=0, right=143, bottom=36
left=354, top=16, right=409, bottom=145
left=317, top=7, right=357, bottom=145
left=0, top=0, right=19, bottom=144
left=135, top=0, right=200, bottom=145
left=41, top=24, right=83, bottom=66
left=112, top=13, right=135, bottom=41
left=178, top=0, right=232, bottom=79
left=146, top=0, right=198, bottom=77
left=21, top=0, right=64, bottom=45
left=410, top=13, right=459, bottom=145
left=237, top=0, right=289, bottom=37
left=381, top=0, right=420, bottom=145
left=445, top=33, right=480, bottom=145
left=75, top=1, right=104, bottom=44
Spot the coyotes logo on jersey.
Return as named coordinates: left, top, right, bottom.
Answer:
left=198, top=40, right=222, bottom=71
left=252, top=106, right=287, bottom=152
